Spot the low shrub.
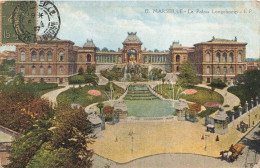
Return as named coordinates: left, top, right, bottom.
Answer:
left=210, top=79, right=227, bottom=89
left=198, top=107, right=218, bottom=118
left=69, top=75, right=85, bottom=84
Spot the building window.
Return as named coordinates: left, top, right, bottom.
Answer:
left=40, top=66, right=44, bottom=74
left=87, top=54, right=91, bottom=62
left=239, top=66, right=242, bottom=73
left=60, top=66, right=63, bottom=74
left=224, top=67, right=227, bottom=73
left=206, top=53, right=210, bottom=62
left=216, top=52, right=220, bottom=62
left=238, top=53, right=242, bottom=62
left=32, top=66, right=36, bottom=74
left=207, top=66, right=210, bottom=74
left=229, top=53, right=234, bottom=62
left=176, top=66, right=180, bottom=72
left=176, top=55, right=180, bottom=62
left=230, top=67, right=233, bottom=74
left=223, top=53, right=227, bottom=62
left=59, top=52, right=64, bottom=61
left=21, top=51, right=26, bottom=61
left=47, top=51, right=52, bottom=61
left=32, top=51, right=36, bottom=61
left=40, top=51, right=44, bottom=61
left=217, top=66, right=220, bottom=73
left=20, top=66, right=24, bottom=74
left=48, top=66, right=52, bottom=74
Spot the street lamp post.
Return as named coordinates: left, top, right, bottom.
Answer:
left=204, top=134, right=209, bottom=151
left=131, top=136, right=134, bottom=154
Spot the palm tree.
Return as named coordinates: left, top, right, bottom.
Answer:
left=97, top=102, right=104, bottom=115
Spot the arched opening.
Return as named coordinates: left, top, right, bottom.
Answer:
left=32, top=51, right=36, bottom=61
left=176, top=55, right=180, bottom=62
left=20, top=66, right=24, bottom=74
left=216, top=52, right=220, bottom=62
left=47, top=51, right=52, bottom=61
left=48, top=66, right=52, bottom=74
left=128, top=49, right=137, bottom=64
left=59, top=52, right=64, bottom=61
left=40, top=51, right=44, bottom=61
left=230, top=67, right=233, bottom=74
left=223, top=53, right=227, bottom=62
left=224, top=66, right=227, bottom=74
left=237, top=53, right=241, bottom=62
left=176, top=66, right=180, bottom=72
left=207, top=66, right=210, bottom=74
left=21, top=51, right=25, bottom=61
left=40, top=66, right=44, bottom=74
left=87, top=54, right=91, bottom=62
left=32, top=66, right=36, bottom=74
left=230, top=53, right=234, bottom=62
left=59, top=66, right=63, bottom=74
left=217, top=66, right=220, bottom=74
left=206, top=53, right=210, bottom=62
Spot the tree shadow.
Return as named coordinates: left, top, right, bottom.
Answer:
left=240, top=132, right=260, bottom=154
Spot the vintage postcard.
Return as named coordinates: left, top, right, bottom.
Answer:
left=0, top=0, right=260, bottom=168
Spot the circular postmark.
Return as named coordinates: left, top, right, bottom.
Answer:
left=37, top=0, right=61, bottom=41
left=9, top=1, right=60, bottom=43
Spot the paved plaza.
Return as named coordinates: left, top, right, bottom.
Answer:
left=91, top=107, right=260, bottom=165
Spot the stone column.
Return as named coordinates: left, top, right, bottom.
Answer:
left=251, top=98, right=254, bottom=109
left=256, top=96, right=259, bottom=106
left=245, top=101, right=248, bottom=112
left=238, top=105, right=242, bottom=116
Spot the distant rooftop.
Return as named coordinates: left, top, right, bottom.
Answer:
left=123, top=32, right=142, bottom=43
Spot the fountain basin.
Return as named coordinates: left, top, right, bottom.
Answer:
left=125, top=100, right=176, bottom=117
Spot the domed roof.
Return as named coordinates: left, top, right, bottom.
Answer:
left=213, top=106, right=228, bottom=121
left=83, top=39, right=95, bottom=48
left=123, top=32, right=142, bottom=44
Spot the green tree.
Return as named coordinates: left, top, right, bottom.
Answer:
left=13, top=73, right=25, bottom=86
left=6, top=105, right=93, bottom=168
left=177, top=61, right=200, bottom=86
left=69, top=75, right=85, bottom=84
left=101, top=47, right=109, bottom=52
left=0, top=75, right=6, bottom=86
left=154, top=49, right=159, bottom=52
left=78, top=67, right=84, bottom=75
left=86, top=66, right=96, bottom=74
left=210, top=79, right=227, bottom=89
left=97, top=102, right=104, bottom=114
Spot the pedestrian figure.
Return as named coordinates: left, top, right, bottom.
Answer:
left=255, top=114, right=257, bottom=119
left=225, top=93, right=227, bottom=96
left=216, top=135, right=219, bottom=141
left=115, top=137, right=118, bottom=142
left=237, top=124, right=240, bottom=131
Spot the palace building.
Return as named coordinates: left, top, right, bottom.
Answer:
left=15, top=32, right=247, bottom=83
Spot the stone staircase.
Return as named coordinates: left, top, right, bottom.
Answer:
left=124, top=85, right=159, bottom=100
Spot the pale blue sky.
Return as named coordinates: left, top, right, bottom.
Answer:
left=1, top=1, right=259, bottom=59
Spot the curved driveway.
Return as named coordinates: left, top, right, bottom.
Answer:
left=196, top=84, right=240, bottom=111
left=41, top=85, right=82, bottom=105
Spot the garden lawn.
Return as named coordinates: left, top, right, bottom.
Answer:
left=155, top=85, right=224, bottom=117
left=227, top=86, right=246, bottom=106
left=57, top=84, right=124, bottom=107
left=155, top=85, right=224, bottom=105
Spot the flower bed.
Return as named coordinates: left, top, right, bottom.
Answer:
left=204, top=102, right=220, bottom=108
left=88, top=90, right=102, bottom=96
left=184, top=89, right=197, bottom=95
